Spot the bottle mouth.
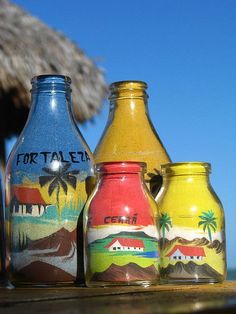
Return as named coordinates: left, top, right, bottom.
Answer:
left=110, top=80, right=147, bottom=90
left=161, top=162, right=211, bottom=176
left=31, top=74, right=72, bottom=93
left=109, top=80, right=148, bottom=100
left=95, top=161, right=147, bottom=174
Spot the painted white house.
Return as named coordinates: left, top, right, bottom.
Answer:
left=105, top=238, right=145, bottom=252
left=11, top=204, right=47, bottom=217
left=166, top=245, right=206, bottom=261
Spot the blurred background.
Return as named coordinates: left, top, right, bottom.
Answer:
left=2, top=0, right=236, bottom=273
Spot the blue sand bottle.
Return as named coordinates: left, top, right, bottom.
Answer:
left=5, top=75, right=93, bottom=286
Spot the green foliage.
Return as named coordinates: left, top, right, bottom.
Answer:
left=18, top=231, right=28, bottom=251
left=159, top=213, right=172, bottom=248
left=160, top=213, right=172, bottom=231
left=87, top=234, right=159, bottom=273
left=198, top=210, right=217, bottom=242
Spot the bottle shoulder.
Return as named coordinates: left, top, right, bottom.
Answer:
left=155, top=182, right=224, bottom=214
left=6, top=128, right=93, bottom=177
left=94, top=122, right=170, bottom=162
left=84, top=177, right=157, bottom=229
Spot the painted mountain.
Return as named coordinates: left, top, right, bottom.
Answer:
left=28, top=227, right=76, bottom=257
left=160, top=261, right=223, bottom=279
left=12, top=228, right=78, bottom=282
left=92, top=263, right=158, bottom=282
left=102, top=231, right=157, bottom=241
left=159, top=236, right=225, bottom=253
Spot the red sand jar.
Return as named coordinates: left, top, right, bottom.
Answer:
left=83, top=162, right=159, bottom=287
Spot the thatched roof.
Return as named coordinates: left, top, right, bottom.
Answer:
left=0, top=0, right=107, bottom=140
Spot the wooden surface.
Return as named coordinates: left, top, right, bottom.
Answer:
left=0, top=281, right=236, bottom=313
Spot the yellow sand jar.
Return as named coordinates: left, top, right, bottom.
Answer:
left=155, top=162, right=226, bottom=284
left=94, top=81, right=170, bottom=197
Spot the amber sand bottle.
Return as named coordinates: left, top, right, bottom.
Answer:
left=94, top=81, right=170, bottom=197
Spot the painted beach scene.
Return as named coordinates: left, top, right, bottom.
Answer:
left=6, top=161, right=89, bottom=283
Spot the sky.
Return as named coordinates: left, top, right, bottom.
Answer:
left=11, top=0, right=236, bottom=269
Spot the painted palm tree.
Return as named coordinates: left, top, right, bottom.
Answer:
left=160, top=213, right=172, bottom=247
left=198, top=210, right=217, bottom=242
left=39, top=163, right=79, bottom=208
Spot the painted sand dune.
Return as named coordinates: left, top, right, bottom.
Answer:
left=17, top=261, right=75, bottom=282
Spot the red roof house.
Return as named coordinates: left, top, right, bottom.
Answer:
left=105, top=238, right=145, bottom=252
left=12, top=186, right=46, bottom=204
left=166, top=245, right=205, bottom=261
left=11, top=186, right=50, bottom=217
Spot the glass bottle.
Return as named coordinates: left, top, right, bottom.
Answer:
left=155, top=162, right=226, bottom=284
left=0, top=174, right=5, bottom=283
left=5, top=75, right=93, bottom=286
left=84, top=161, right=159, bottom=287
left=94, top=81, right=171, bottom=197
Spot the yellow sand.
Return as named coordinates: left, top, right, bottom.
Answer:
left=94, top=96, right=170, bottom=191
left=155, top=163, right=226, bottom=277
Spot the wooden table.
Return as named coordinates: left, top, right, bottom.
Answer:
left=0, top=281, right=236, bottom=313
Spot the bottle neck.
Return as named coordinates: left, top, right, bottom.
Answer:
left=109, top=96, right=150, bottom=125
left=26, top=75, right=74, bottom=125
left=29, top=89, right=73, bottom=122
left=99, top=171, right=143, bottom=181
left=97, top=172, right=146, bottom=197
left=108, top=80, right=150, bottom=124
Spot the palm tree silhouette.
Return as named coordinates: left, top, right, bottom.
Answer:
left=147, top=168, right=163, bottom=197
left=39, top=163, right=79, bottom=207
left=198, top=210, right=217, bottom=242
left=160, top=213, right=172, bottom=248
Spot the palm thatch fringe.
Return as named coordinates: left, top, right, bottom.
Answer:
left=0, top=0, right=107, bottom=166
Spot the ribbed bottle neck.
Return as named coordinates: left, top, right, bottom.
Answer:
left=109, top=80, right=148, bottom=101
left=31, top=75, right=71, bottom=94
left=28, top=75, right=74, bottom=125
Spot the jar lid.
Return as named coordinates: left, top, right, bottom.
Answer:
left=161, top=162, right=211, bottom=176
left=95, top=161, right=147, bottom=174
